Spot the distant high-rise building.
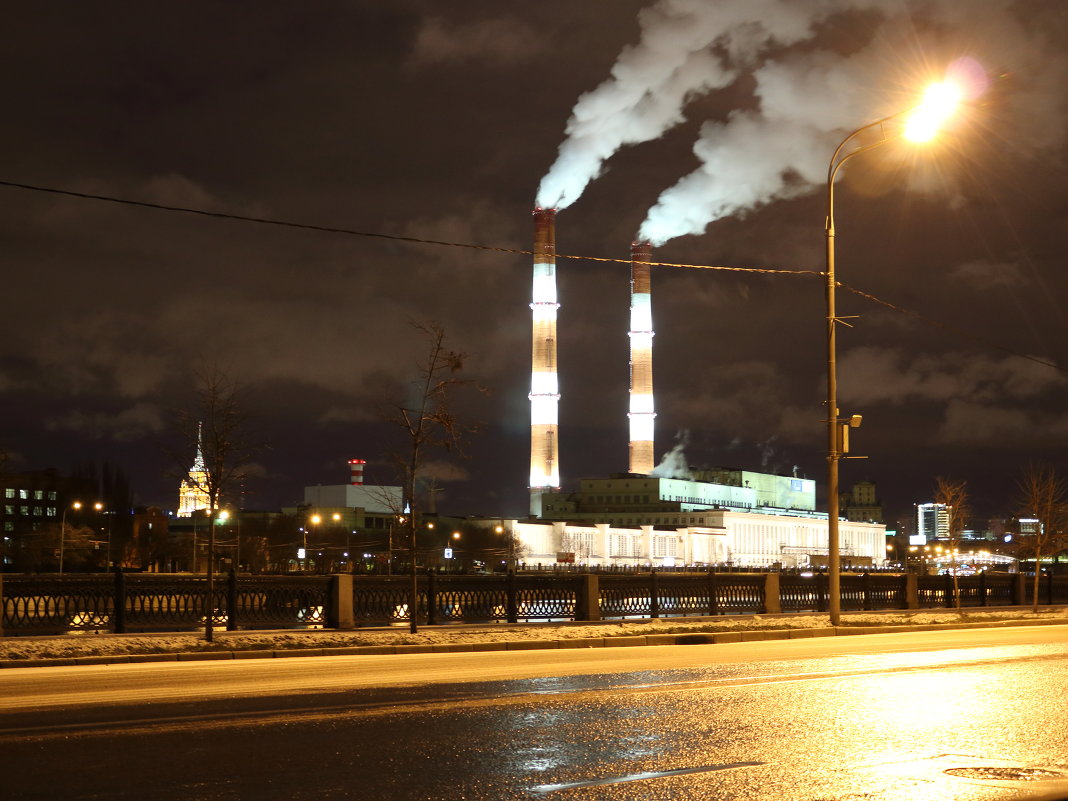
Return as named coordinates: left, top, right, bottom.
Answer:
left=916, top=502, right=949, bottom=540
left=177, top=423, right=211, bottom=517
left=840, top=480, right=883, bottom=523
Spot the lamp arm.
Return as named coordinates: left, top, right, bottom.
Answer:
left=826, top=111, right=908, bottom=236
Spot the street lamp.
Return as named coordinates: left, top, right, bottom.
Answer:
left=59, top=500, right=83, bottom=574
left=307, top=513, right=322, bottom=572
left=825, top=80, right=961, bottom=625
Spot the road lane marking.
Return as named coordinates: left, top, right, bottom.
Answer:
left=529, top=761, right=764, bottom=793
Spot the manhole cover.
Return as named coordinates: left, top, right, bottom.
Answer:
left=944, top=767, right=1067, bottom=782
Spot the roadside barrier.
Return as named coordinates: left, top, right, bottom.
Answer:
left=1, top=569, right=1063, bottom=635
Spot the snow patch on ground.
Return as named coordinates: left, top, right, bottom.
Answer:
left=2, top=609, right=1065, bottom=661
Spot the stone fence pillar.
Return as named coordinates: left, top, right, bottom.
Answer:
left=576, top=573, right=600, bottom=621
left=763, top=573, right=781, bottom=614
left=330, top=574, right=354, bottom=630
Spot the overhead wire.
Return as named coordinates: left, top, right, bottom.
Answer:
left=0, top=177, right=1058, bottom=371
left=837, top=281, right=1061, bottom=372
left=0, top=179, right=818, bottom=277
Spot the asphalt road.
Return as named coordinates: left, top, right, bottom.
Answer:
left=3, top=626, right=1068, bottom=800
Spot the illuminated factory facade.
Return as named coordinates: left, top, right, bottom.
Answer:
left=522, top=471, right=885, bottom=569
left=521, top=210, right=887, bottom=568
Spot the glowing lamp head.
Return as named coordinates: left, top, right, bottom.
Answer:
left=310, top=514, right=321, bottom=525
left=903, top=81, right=963, bottom=143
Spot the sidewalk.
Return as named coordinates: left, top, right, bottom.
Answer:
left=3, top=607, right=1067, bottom=669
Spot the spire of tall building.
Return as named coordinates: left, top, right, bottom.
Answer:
left=177, top=420, right=211, bottom=517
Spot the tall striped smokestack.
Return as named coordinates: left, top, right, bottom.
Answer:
left=628, top=241, right=655, bottom=475
left=529, top=207, right=561, bottom=512
left=348, top=458, right=365, bottom=486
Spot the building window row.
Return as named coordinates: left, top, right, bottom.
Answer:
left=2, top=505, right=56, bottom=517
left=3, top=489, right=58, bottom=501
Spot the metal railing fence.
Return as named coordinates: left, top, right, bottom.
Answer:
left=0, top=569, right=1058, bottom=635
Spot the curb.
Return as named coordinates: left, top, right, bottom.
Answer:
left=2, top=617, right=1066, bottom=669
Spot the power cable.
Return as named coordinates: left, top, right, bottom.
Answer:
left=0, top=178, right=1058, bottom=371
left=0, top=179, right=816, bottom=277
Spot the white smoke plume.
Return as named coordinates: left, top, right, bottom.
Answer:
left=650, top=429, right=693, bottom=479
left=536, top=0, right=869, bottom=210
left=539, top=0, right=1067, bottom=242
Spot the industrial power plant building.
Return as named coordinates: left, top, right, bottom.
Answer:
left=513, top=471, right=886, bottom=570
left=518, top=208, right=886, bottom=570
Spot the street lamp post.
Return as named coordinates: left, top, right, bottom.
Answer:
left=825, top=82, right=961, bottom=625
left=59, top=500, right=82, bottom=574
left=91, top=501, right=105, bottom=569
left=308, top=513, right=321, bottom=573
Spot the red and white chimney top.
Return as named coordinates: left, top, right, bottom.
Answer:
left=348, top=459, right=366, bottom=485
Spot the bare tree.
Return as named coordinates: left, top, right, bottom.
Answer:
left=1017, top=463, right=1067, bottom=613
left=934, top=476, right=970, bottom=611
left=381, top=322, right=478, bottom=633
left=172, top=365, right=260, bottom=641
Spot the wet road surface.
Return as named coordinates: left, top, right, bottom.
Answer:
left=2, top=625, right=1068, bottom=800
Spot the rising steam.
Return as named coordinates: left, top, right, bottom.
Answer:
left=536, top=0, right=865, bottom=210
left=650, top=429, right=694, bottom=480
left=539, top=0, right=1065, bottom=244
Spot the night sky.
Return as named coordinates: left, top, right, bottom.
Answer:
left=1, top=2, right=1066, bottom=528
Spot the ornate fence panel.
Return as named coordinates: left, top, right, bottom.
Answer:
left=917, top=574, right=951, bottom=608
left=513, top=575, right=580, bottom=621
left=839, top=575, right=867, bottom=612
left=123, top=575, right=208, bottom=631
left=917, top=573, right=1024, bottom=609
left=715, top=574, right=765, bottom=613
left=2, top=575, right=114, bottom=634
left=599, top=575, right=654, bottom=619
left=779, top=574, right=824, bottom=612
left=868, top=574, right=907, bottom=609
left=352, top=576, right=418, bottom=625
left=846, top=573, right=907, bottom=611
left=955, top=576, right=984, bottom=607
left=982, top=573, right=1016, bottom=606
left=431, top=576, right=508, bottom=623
left=656, top=574, right=714, bottom=617
left=230, top=576, right=331, bottom=629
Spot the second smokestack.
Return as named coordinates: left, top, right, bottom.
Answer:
left=529, top=207, right=561, bottom=515
left=628, top=241, right=655, bottom=474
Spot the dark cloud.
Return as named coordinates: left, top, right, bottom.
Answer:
left=0, top=1, right=1065, bottom=522
left=410, top=16, right=547, bottom=66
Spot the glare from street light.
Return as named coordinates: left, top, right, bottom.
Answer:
left=903, top=81, right=962, bottom=143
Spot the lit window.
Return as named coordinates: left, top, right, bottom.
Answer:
left=46, top=507, right=56, bottom=517
left=3, top=522, right=11, bottom=532
left=32, top=507, right=42, bottom=516
left=19, top=506, right=28, bottom=515
left=4, top=489, right=13, bottom=499
left=19, top=490, right=28, bottom=500
left=33, top=490, right=43, bottom=500
left=48, top=491, right=56, bottom=501
left=4, top=505, right=12, bottom=515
